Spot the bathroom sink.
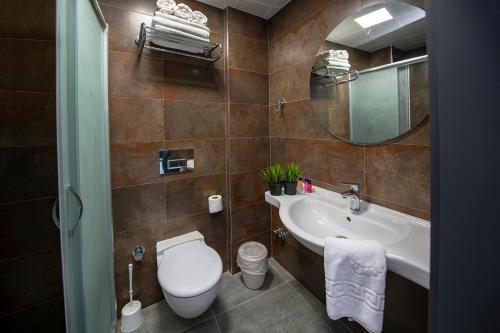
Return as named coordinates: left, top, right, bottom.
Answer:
left=265, top=186, right=430, bottom=289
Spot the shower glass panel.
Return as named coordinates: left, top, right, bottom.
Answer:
left=56, top=1, right=115, bottom=332
left=349, top=66, right=410, bottom=143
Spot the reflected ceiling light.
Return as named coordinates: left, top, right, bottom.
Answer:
left=354, top=8, right=393, bottom=28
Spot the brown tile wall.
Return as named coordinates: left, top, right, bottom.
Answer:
left=226, top=8, right=271, bottom=273
left=102, top=0, right=228, bottom=312
left=102, top=0, right=271, bottom=312
left=0, top=0, right=64, bottom=330
left=269, top=0, right=429, bottom=332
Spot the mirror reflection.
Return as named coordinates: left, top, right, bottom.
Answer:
left=310, top=2, right=429, bottom=145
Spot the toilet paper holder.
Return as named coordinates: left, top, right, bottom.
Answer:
left=208, top=194, right=223, bottom=214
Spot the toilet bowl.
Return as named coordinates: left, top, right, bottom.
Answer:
left=156, top=231, right=222, bottom=318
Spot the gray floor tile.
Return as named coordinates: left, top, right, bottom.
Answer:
left=288, top=280, right=325, bottom=313
left=215, top=284, right=332, bottom=333
left=180, top=318, right=220, bottom=333
left=269, top=258, right=295, bottom=283
left=211, top=265, right=286, bottom=315
left=118, top=300, right=213, bottom=333
left=289, top=280, right=353, bottom=333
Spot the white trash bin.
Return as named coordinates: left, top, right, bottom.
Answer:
left=237, top=241, right=268, bottom=289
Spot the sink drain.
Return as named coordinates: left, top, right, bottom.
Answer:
left=335, top=235, right=348, bottom=239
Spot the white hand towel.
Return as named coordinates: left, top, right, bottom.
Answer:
left=326, top=57, right=349, bottom=64
left=174, top=3, right=193, bottom=20
left=324, top=238, right=386, bottom=333
left=327, top=60, right=351, bottom=68
left=157, top=0, right=176, bottom=15
left=153, top=24, right=209, bottom=43
left=155, top=11, right=210, bottom=32
left=191, top=10, right=208, bottom=26
left=152, top=15, right=210, bottom=39
left=151, top=37, right=206, bottom=54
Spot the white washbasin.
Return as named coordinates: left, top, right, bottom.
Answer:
left=265, top=186, right=430, bottom=289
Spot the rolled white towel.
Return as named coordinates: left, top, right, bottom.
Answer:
left=155, top=11, right=210, bottom=33
left=328, top=60, right=351, bottom=69
left=174, top=3, right=192, bottom=20
left=326, top=57, right=349, bottom=64
left=191, top=10, right=208, bottom=26
left=157, top=0, right=176, bottom=15
left=152, top=15, right=209, bottom=39
left=328, top=49, right=349, bottom=60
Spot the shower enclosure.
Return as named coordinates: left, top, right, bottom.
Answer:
left=56, top=0, right=116, bottom=332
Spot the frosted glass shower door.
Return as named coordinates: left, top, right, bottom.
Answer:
left=56, top=0, right=115, bottom=332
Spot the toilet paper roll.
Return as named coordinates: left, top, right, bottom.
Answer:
left=208, top=195, right=223, bottom=214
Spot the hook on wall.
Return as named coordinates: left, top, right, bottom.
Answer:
left=274, top=98, right=286, bottom=113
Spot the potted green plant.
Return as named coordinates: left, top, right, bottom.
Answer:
left=261, top=164, right=284, bottom=196
left=283, top=163, right=301, bottom=195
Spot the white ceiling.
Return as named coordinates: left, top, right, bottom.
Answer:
left=327, top=3, right=426, bottom=52
left=196, top=0, right=291, bottom=19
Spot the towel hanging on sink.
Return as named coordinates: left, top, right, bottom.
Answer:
left=324, top=237, right=387, bottom=333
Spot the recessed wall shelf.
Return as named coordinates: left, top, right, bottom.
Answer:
left=135, top=23, right=223, bottom=63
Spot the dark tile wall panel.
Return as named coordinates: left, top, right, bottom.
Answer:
left=0, top=39, right=56, bottom=92
left=229, top=104, right=269, bottom=138
left=226, top=8, right=270, bottom=273
left=0, top=0, right=62, bottom=326
left=0, top=146, right=58, bottom=204
left=165, top=174, right=227, bottom=220
left=228, top=34, right=268, bottom=73
left=164, top=101, right=225, bottom=140
left=0, top=91, right=56, bottom=148
left=164, top=62, right=225, bottom=103
left=0, top=249, right=63, bottom=317
left=112, top=183, right=166, bottom=233
left=109, top=97, right=164, bottom=144
left=230, top=137, right=270, bottom=173
left=110, top=141, right=164, bottom=188
left=0, top=198, right=59, bottom=260
left=0, top=0, right=56, bottom=40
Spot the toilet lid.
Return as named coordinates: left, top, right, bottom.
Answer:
left=158, top=242, right=222, bottom=298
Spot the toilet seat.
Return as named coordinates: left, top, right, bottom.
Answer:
left=158, top=241, right=222, bottom=298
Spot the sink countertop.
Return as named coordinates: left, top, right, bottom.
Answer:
left=265, top=186, right=430, bottom=289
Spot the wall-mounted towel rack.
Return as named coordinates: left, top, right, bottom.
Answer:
left=135, top=23, right=223, bottom=62
left=311, top=67, right=359, bottom=86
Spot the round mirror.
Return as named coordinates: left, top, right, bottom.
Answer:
left=310, top=2, right=428, bottom=145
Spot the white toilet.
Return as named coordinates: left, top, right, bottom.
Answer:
left=156, top=231, right=222, bottom=318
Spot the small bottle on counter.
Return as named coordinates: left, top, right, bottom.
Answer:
left=304, top=178, right=313, bottom=193
left=297, top=177, right=305, bottom=194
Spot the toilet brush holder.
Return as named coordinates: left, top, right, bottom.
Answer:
left=121, top=264, right=143, bottom=332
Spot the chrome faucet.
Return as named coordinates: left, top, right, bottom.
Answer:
left=341, top=183, right=360, bottom=212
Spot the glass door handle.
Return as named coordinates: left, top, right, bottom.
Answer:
left=51, top=185, right=84, bottom=232
left=52, top=197, right=60, bottom=230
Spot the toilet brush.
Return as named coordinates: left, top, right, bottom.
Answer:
left=120, top=264, right=144, bottom=332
